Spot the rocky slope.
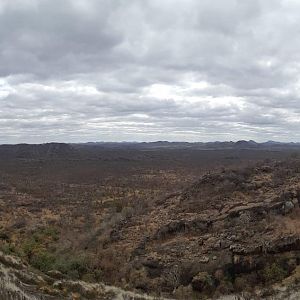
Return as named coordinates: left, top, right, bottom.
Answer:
left=101, top=159, right=300, bottom=299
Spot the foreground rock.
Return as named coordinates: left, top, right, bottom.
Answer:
left=0, top=251, right=167, bottom=300
left=1, top=249, right=300, bottom=300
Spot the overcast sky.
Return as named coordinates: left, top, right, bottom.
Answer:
left=1, top=0, right=300, bottom=143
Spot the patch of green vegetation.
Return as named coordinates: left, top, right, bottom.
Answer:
left=0, top=226, right=95, bottom=280
left=27, top=249, right=92, bottom=278
left=31, top=226, right=59, bottom=243
left=202, top=273, right=215, bottom=289
left=261, top=262, right=288, bottom=283
left=30, top=250, right=56, bottom=272
left=21, top=238, right=42, bottom=259
left=0, top=242, right=15, bottom=255
left=53, top=255, right=92, bottom=279
left=20, top=226, right=59, bottom=260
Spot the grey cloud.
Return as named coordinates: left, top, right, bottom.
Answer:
left=1, top=0, right=300, bottom=143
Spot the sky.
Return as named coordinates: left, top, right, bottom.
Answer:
left=1, top=0, right=300, bottom=143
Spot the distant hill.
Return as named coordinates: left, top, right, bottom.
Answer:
left=73, top=140, right=300, bottom=150
left=1, top=140, right=300, bottom=160
left=0, top=143, right=75, bottom=159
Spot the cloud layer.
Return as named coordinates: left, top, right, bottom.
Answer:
left=1, top=0, right=300, bottom=143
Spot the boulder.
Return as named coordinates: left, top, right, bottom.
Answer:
left=282, top=200, right=295, bottom=214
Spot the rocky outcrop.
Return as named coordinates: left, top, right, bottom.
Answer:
left=113, top=161, right=300, bottom=299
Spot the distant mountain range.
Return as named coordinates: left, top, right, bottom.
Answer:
left=0, top=140, right=300, bottom=159
left=74, top=140, right=300, bottom=150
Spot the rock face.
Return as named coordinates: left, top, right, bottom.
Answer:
left=102, top=159, right=300, bottom=298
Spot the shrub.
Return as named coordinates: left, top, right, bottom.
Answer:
left=53, top=255, right=91, bottom=279
left=0, top=242, right=15, bottom=255
left=261, top=262, right=288, bottom=283
left=32, top=226, right=59, bottom=243
left=21, top=238, right=41, bottom=260
left=30, top=250, right=56, bottom=272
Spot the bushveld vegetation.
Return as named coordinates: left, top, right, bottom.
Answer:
left=0, top=144, right=299, bottom=299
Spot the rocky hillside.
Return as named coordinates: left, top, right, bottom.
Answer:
left=99, top=159, right=300, bottom=299
left=1, top=158, right=300, bottom=299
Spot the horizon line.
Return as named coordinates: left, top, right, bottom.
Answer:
left=1, top=140, right=300, bottom=146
